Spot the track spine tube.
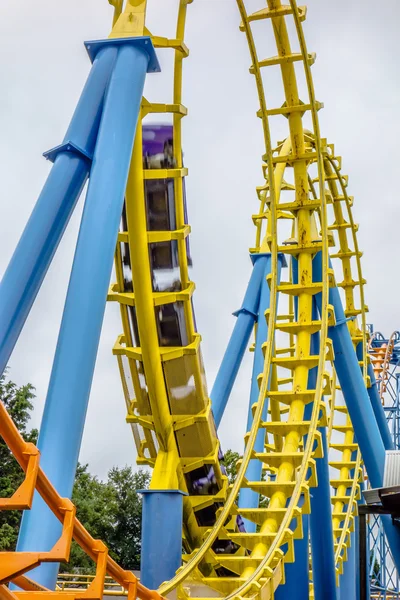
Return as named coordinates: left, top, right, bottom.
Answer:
left=15, top=41, right=150, bottom=589
left=0, top=46, right=117, bottom=375
left=313, top=252, right=400, bottom=572
left=238, top=254, right=284, bottom=532
left=211, top=254, right=267, bottom=428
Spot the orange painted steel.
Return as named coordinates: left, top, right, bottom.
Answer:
left=0, top=399, right=162, bottom=600
left=368, top=332, right=397, bottom=404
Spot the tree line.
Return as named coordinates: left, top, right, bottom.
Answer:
left=0, top=374, right=240, bottom=573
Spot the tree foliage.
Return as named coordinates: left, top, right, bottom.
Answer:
left=0, top=374, right=37, bottom=550
left=221, top=449, right=241, bottom=485
left=221, top=448, right=268, bottom=509
left=0, top=373, right=149, bottom=571
left=63, top=465, right=150, bottom=573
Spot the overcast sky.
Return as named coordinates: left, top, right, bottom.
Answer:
left=1, top=1, right=400, bottom=480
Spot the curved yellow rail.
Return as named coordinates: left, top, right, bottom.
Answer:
left=109, top=1, right=368, bottom=597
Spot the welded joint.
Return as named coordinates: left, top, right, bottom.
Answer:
left=334, top=315, right=357, bottom=328
left=233, top=307, right=258, bottom=321
left=43, top=141, right=93, bottom=164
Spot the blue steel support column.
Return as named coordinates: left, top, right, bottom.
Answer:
left=303, top=264, right=336, bottom=598
left=140, top=490, right=186, bottom=589
left=339, top=529, right=356, bottom=600
left=238, top=253, right=286, bottom=532
left=15, top=39, right=157, bottom=590
left=275, top=509, right=310, bottom=600
left=307, top=424, right=337, bottom=599
left=0, top=47, right=118, bottom=375
left=366, top=363, right=394, bottom=451
left=211, top=255, right=266, bottom=428
left=275, top=257, right=310, bottom=599
left=339, top=446, right=359, bottom=600
left=312, top=252, right=400, bottom=571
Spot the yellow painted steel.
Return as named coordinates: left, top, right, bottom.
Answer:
left=124, top=127, right=179, bottom=488
left=106, top=1, right=370, bottom=598
left=320, top=151, right=367, bottom=577
left=156, top=0, right=331, bottom=596
left=0, top=0, right=378, bottom=597
left=108, top=0, right=225, bottom=557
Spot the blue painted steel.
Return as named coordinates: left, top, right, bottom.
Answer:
left=276, top=512, right=310, bottom=599
left=0, top=46, right=118, bottom=375
left=339, top=529, right=356, bottom=600
left=85, top=36, right=160, bottom=74
left=15, top=41, right=151, bottom=589
left=211, top=255, right=267, bottom=428
left=367, top=362, right=394, bottom=451
left=308, top=427, right=337, bottom=598
left=140, top=490, right=186, bottom=589
left=303, top=284, right=336, bottom=598
left=312, top=252, right=400, bottom=572
left=238, top=254, right=285, bottom=532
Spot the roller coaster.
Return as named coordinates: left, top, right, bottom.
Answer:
left=0, top=1, right=399, bottom=599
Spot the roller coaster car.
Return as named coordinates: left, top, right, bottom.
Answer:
left=119, top=125, right=225, bottom=509
left=155, top=302, right=188, bottom=347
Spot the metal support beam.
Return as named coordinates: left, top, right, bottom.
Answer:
left=275, top=513, right=310, bottom=600
left=15, top=39, right=153, bottom=589
left=339, top=528, right=356, bottom=599
left=303, top=289, right=336, bottom=598
left=238, top=253, right=285, bottom=532
left=367, top=362, right=394, bottom=451
left=313, top=252, right=400, bottom=573
left=139, top=490, right=186, bottom=589
left=0, top=47, right=118, bottom=375
left=211, top=254, right=266, bottom=428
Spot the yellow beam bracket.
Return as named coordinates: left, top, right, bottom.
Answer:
left=109, top=0, right=147, bottom=39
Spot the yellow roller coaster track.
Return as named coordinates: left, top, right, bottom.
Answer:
left=0, top=1, right=383, bottom=598
left=105, top=0, right=375, bottom=598
left=108, top=0, right=341, bottom=597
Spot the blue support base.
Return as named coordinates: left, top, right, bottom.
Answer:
left=139, top=490, right=186, bottom=589
left=0, top=46, right=118, bottom=375
left=15, top=40, right=152, bottom=589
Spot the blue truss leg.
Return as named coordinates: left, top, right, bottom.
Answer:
left=276, top=513, right=310, bottom=600
left=15, top=38, right=155, bottom=589
left=366, top=362, right=394, bottom=451
left=313, top=252, right=400, bottom=573
left=0, top=46, right=118, bottom=375
left=211, top=254, right=266, bottom=428
left=339, top=528, right=356, bottom=599
left=238, top=254, right=286, bottom=532
left=303, top=263, right=336, bottom=599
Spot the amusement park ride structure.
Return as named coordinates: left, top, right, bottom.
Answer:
left=0, top=1, right=399, bottom=599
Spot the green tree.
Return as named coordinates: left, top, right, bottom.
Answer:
left=62, top=465, right=150, bottom=573
left=221, top=449, right=241, bottom=485
left=60, top=464, right=118, bottom=573
left=221, top=448, right=268, bottom=510
left=106, top=467, right=150, bottom=570
left=0, top=373, right=149, bottom=572
left=0, top=374, right=37, bottom=550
